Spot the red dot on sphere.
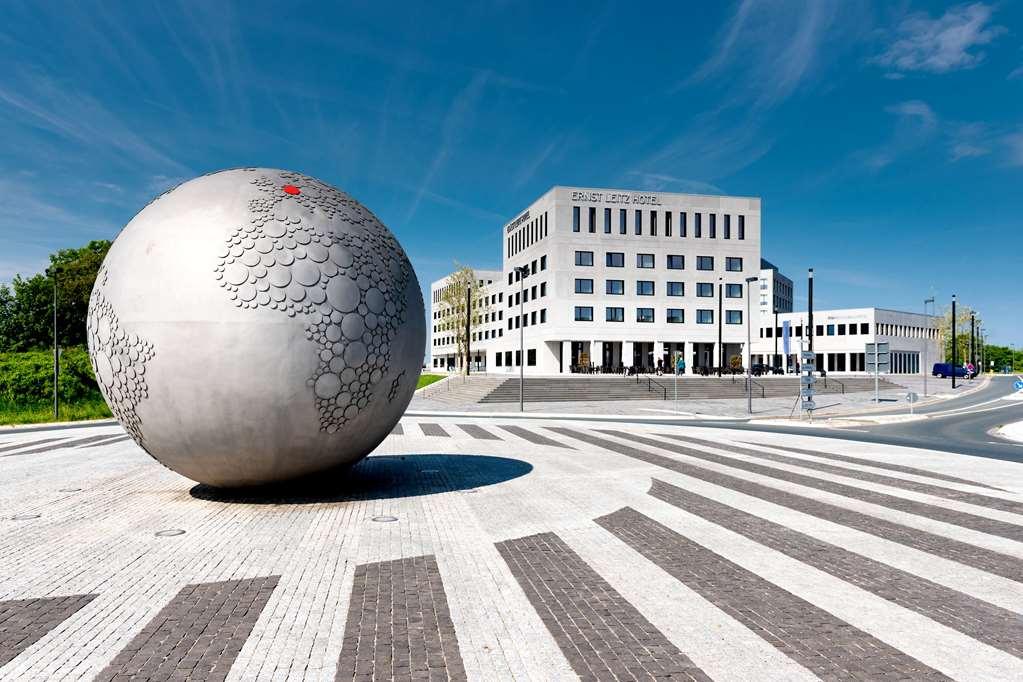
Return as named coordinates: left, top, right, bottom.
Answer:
left=283, top=185, right=301, bottom=195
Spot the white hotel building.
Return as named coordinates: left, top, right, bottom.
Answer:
left=428, top=185, right=940, bottom=376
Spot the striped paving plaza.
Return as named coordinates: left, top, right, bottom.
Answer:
left=1, top=419, right=1022, bottom=680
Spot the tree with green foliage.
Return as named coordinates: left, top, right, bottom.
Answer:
left=0, top=240, right=110, bottom=352
left=438, top=264, right=492, bottom=375
left=937, top=303, right=982, bottom=365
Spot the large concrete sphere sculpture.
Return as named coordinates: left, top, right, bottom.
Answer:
left=86, top=169, right=425, bottom=487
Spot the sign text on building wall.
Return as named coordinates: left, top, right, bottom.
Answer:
left=570, top=191, right=662, bottom=206
left=504, top=210, right=530, bottom=233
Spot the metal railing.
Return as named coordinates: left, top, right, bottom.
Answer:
left=745, top=377, right=765, bottom=398
left=635, top=375, right=668, bottom=399
left=822, top=375, right=845, bottom=394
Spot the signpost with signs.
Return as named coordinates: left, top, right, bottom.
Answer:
left=1014, top=378, right=1023, bottom=392
left=865, top=342, right=890, bottom=403
left=800, top=349, right=816, bottom=419
left=906, top=391, right=918, bottom=415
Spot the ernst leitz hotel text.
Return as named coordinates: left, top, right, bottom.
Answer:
left=430, top=186, right=939, bottom=376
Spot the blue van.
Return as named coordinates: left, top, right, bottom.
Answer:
left=932, top=363, right=970, bottom=378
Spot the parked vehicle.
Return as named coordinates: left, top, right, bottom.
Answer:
left=932, top=362, right=970, bottom=378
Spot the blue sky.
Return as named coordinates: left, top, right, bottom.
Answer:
left=1, top=1, right=1021, bottom=343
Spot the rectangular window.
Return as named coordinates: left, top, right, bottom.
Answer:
left=667, top=281, right=684, bottom=296
left=724, top=214, right=731, bottom=239
left=697, top=282, right=714, bottom=297
left=508, top=272, right=513, bottom=285
left=849, top=323, right=858, bottom=335
left=667, top=308, right=684, bottom=323
left=726, top=283, right=743, bottom=298
left=606, top=252, right=624, bottom=267
left=495, top=352, right=503, bottom=367
left=540, top=308, right=546, bottom=323
left=531, top=311, right=537, bottom=325
left=679, top=212, right=687, bottom=237
left=505, top=351, right=512, bottom=366
left=540, top=255, right=547, bottom=270
left=827, top=324, right=835, bottom=336
left=697, top=256, right=714, bottom=270
left=649, top=210, right=657, bottom=236
left=527, top=349, right=536, bottom=366
left=588, top=206, right=596, bottom=233
left=726, top=310, right=743, bottom=325
left=636, top=308, right=654, bottom=323
left=540, top=282, right=547, bottom=297
left=575, top=250, right=593, bottom=266
left=837, top=323, right=846, bottom=335
left=637, top=253, right=654, bottom=268
left=606, top=306, right=624, bottom=322
left=861, top=322, right=869, bottom=334
left=574, top=278, right=593, bottom=294
left=636, top=280, right=655, bottom=296
left=604, top=207, right=611, bottom=233
left=709, top=214, right=716, bottom=238
left=606, top=279, right=624, bottom=295
left=531, top=284, right=537, bottom=299
left=665, top=211, right=672, bottom=237
left=634, top=209, right=642, bottom=235
left=667, top=254, right=684, bottom=270
left=738, top=215, right=745, bottom=240
left=694, top=213, right=702, bottom=238
left=531, top=260, right=537, bottom=275
left=816, top=324, right=824, bottom=337
left=515, top=350, right=521, bottom=366
left=619, top=209, right=627, bottom=234
left=574, top=306, right=593, bottom=322
left=572, top=206, right=580, bottom=232
left=726, top=257, right=743, bottom=272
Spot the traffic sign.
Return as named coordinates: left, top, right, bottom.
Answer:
left=800, top=388, right=814, bottom=398
left=906, top=392, right=918, bottom=403
left=800, top=375, right=816, bottom=385
left=800, top=351, right=816, bottom=361
left=801, top=400, right=816, bottom=410
left=1014, top=380, right=1023, bottom=392
left=966, top=362, right=975, bottom=375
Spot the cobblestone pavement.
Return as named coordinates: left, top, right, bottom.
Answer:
left=1, top=417, right=1022, bottom=680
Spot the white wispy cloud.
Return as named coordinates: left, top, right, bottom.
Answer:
left=1009, top=65, right=1023, bottom=80
left=873, top=3, right=1005, bottom=74
left=625, top=172, right=723, bottom=195
left=858, top=100, right=938, bottom=169
left=1005, top=131, right=1023, bottom=166
left=512, top=136, right=564, bottom=190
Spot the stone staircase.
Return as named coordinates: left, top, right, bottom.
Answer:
left=477, top=375, right=903, bottom=404
left=416, top=375, right=508, bottom=405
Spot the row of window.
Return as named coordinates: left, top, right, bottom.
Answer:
left=507, top=308, right=548, bottom=329
left=508, top=255, right=548, bottom=284
left=495, top=349, right=536, bottom=367
left=762, top=322, right=871, bottom=338
left=507, top=281, right=547, bottom=307
left=508, top=212, right=548, bottom=258
left=574, top=251, right=742, bottom=272
left=572, top=207, right=747, bottom=240
left=574, top=279, right=745, bottom=298
left=433, top=308, right=504, bottom=334
left=431, top=278, right=495, bottom=305
left=432, top=327, right=506, bottom=346
left=574, top=306, right=742, bottom=324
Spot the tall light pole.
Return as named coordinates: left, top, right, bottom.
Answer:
left=45, top=265, right=61, bottom=421
left=717, top=277, right=723, bottom=375
left=951, top=294, right=957, bottom=389
left=807, top=268, right=814, bottom=355
left=970, top=312, right=975, bottom=378
left=465, top=286, right=472, bottom=376
left=515, top=266, right=529, bottom=412
left=745, top=276, right=758, bottom=414
left=923, top=296, right=934, bottom=396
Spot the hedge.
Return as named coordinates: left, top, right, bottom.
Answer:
left=0, top=347, right=103, bottom=405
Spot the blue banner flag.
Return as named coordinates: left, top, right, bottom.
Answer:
left=782, top=320, right=791, bottom=356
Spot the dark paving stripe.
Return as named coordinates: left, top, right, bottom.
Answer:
left=0, top=594, right=97, bottom=667
left=648, top=478, right=1023, bottom=658
left=1, top=434, right=121, bottom=458
left=497, top=532, right=710, bottom=681
left=0, top=437, right=67, bottom=455
left=737, top=440, right=1004, bottom=491
left=609, top=431, right=1023, bottom=542
left=336, top=555, right=465, bottom=681
left=497, top=424, right=572, bottom=449
left=97, top=575, right=279, bottom=682
left=78, top=434, right=133, bottom=449
left=419, top=422, right=450, bottom=437
left=456, top=423, right=501, bottom=440
left=390, top=423, right=404, bottom=436
left=548, top=427, right=1023, bottom=583
left=676, top=435, right=1023, bottom=516
left=597, top=508, right=948, bottom=680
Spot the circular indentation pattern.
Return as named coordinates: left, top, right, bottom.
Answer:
left=371, top=515, right=398, bottom=523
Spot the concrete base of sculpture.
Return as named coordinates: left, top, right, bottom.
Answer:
left=87, top=169, right=425, bottom=487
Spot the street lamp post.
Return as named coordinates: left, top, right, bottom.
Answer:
left=717, top=278, right=723, bottom=376
left=515, top=266, right=529, bottom=412
left=951, top=294, right=957, bottom=389
left=465, top=286, right=471, bottom=376
left=52, top=272, right=59, bottom=421
left=807, top=268, right=814, bottom=354
left=745, top=276, right=758, bottom=415
left=924, top=296, right=934, bottom=397
left=970, top=312, right=975, bottom=379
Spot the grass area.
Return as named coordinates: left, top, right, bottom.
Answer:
left=416, top=373, right=445, bottom=390
left=0, top=397, right=112, bottom=426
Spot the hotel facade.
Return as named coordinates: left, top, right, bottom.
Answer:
left=429, top=185, right=940, bottom=375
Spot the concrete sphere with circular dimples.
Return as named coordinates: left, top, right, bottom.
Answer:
left=86, top=169, right=425, bottom=487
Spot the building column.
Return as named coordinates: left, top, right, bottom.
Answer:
left=654, top=341, right=665, bottom=370
left=623, top=341, right=634, bottom=370
left=592, top=340, right=603, bottom=372
left=561, top=341, right=572, bottom=375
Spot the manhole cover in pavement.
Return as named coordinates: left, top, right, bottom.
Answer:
left=155, top=529, right=186, bottom=537
left=371, top=515, right=398, bottom=523
left=11, top=513, right=40, bottom=520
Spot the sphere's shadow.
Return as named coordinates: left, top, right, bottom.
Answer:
left=189, top=453, right=532, bottom=504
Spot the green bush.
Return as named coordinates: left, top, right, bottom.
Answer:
left=0, top=346, right=103, bottom=405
